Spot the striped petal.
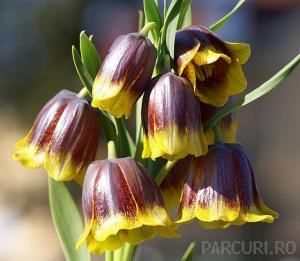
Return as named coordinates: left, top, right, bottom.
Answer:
left=92, top=33, right=156, bottom=118
left=176, top=144, right=278, bottom=228
left=174, top=25, right=250, bottom=106
left=77, top=158, right=177, bottom=254
left=142, top=73, right=207, bottom=160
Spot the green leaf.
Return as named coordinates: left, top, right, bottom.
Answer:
left=143, top=0, right=162, bottom=42
left=115, top=118, right=136, bottom=157
left=177, top=0, right=192, bottom=29
left=209, top=0, right=246, bottom=32
left=203, top=53, right=300, bottom=131
left=48, top=178, right=90, bottom=261
left=181, top=242, right=196, bottom=261
left=163, top=0, right=190, bottom=58
left=163, top=0, right=183, bottom=58
left=72, top=46, right=94, bottom=95
left=80, top=31, right=101, bottom=79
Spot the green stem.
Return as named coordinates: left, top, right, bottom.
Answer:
left=155, top=160, right=177, bottom=186
left=213, top=125, right=223, bottom=143
left=77, top=87, right=90, bottom=98
left=107, top=141, right=117, bottom=159
left=203, top=53, right=300, bottom=132
left=138, top=10, right=145, bottom=31
left=105, top=251, right=113, bottom=261
left=140, top=22, right=156, bottom=36
left=114, top=247, right=124, bottom=261
left=122, top=243, right=136, bottom=261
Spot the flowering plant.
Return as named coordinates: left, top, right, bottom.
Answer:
left=13, top=0, right=300, bottom=260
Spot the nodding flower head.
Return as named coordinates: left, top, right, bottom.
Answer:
left=176, top=143, right=278, bottom=228
left=175, top=25, right=250, bottom=107
left=76, top=157, right=177, bottom=254
left=13, top=90, right=101, bottom=184
left=142, top=73, right=208, bottom=160
left=92, top=32, right=157, bottom=118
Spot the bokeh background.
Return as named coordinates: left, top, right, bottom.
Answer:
left=0, top=0, right=300, bottom=260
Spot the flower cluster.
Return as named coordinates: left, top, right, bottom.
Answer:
left=13, top=21, right=278, bottom=256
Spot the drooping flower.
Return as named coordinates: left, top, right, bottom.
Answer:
left=92, top=32, right=157, bottom=118
left=176, top=143, right=278, bottom=228
left=174, top=25, right=250, bottom=106
left=142, top=73, right=208, bottom=160
left=13, top=90, right=100, bottom=183
left=200, top=97, right=237, bottom=145
left=77, top=157, right=177, bottom=254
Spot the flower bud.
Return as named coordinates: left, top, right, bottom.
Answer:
left=175, top=25, right=250, bottom=106
left=92, top=33, right=157, bottom=118
left=142, top=73, right=208, bottom=160
left=176, top=143, right=278, bottom=228
left=76, top=157, right=177, bottom=254
left=13, top=90, right=101, bottom=183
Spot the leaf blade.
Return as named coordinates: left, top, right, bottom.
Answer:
left=209, top=0, right=246, bottom=32
left=203, top=53, right=300, bottom=131
left=72, top=46, right=94, bottom=95
left=177, top=0, right=192, bottom=29
left=163, top=0, right=183, bottom=58
left=80, top=31, right=101, bottom=79
left=143, top=0, right=162, bottom=42
left=48, top=178, right=90, bottom=261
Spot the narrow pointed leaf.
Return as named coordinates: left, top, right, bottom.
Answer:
left=48, top=178, right=90, bottom=261
left=163, top=0, right=183, bottom=58
left=181, top=242, right=196, bottom=261
left=143, top=0, right=162, bottom=42
left=203, top=53, right=300, bottom=131
left=209, top=0, right=246, bottom=32
left=177, top=0, right=192, bottom=29
left=80, top=31, right=101, bottom=79
left=72, top=46, right=93, bottom=94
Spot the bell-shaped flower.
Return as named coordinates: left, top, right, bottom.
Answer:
left=76, top=157, right=177, bottom=254
left=13, top=90, right=100, bottom=183
left=200, top=97, right=237, bottom=145
left=176, top=143, right=278, bottom=228
left=174, top=25, right=250, bottom=106
left=92, top=32, right=157, bottom=118
left=142, top=73, right=208, bottom=160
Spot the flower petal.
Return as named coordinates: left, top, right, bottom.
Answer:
left=177, top=42, right=200, bottom=76
left=193, top=48, right=231, bottom=66
left=225, top=42, right=251, bottom=64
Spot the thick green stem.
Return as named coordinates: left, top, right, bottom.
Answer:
left=77, top=87, right=90, bottom=98
left=138, top=10, right=145, bottom=31
left=114, top=247, right=124, bottom=261
left=107, top=141, right=117, bottom=159
left=140, top=22, right=156, bottom=37
left=155, top=160, right=177, bottom=186
left=105, top=251, right=114, bottom=261
left=122, top=243, right=136, bottom=261
left=213, top=125, right=223, bottom=143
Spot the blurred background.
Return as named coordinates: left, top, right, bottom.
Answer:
left=0, top=0, right=300, bottom=260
